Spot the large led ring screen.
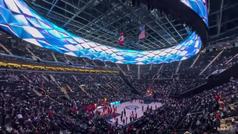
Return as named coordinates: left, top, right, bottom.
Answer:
left=181, top=0, right=208, bottom=26
left=0, top=0, right=208, bottom=64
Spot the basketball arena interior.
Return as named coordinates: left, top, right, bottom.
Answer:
left=0, top=0, right=238, bottom=133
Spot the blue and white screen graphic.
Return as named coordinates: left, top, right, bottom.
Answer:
left=181, top=0, right=208, bottom=26
left=0, top=0, right=207, bottom=64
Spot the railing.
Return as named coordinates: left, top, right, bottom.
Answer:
left=0, top=52, right=118, bottom=71
left=0, top=52, right=119, bottom=74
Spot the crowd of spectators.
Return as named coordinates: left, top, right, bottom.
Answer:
left=0, top=36, right=238, bottom=133
left=0, top=70, right=141, bottom=133
left=116, top=79, right=238, bottom=134
left=0, top=68, right=237, bottom=133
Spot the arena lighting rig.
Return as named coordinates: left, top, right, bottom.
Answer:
left=0, top=0, right=208, bottom=64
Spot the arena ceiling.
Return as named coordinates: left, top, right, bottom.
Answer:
left=24, top=0, right=237, bottom=49
left=208, top=0, right=238, bottom=44
left=24, top=0, right=192, bottom=51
